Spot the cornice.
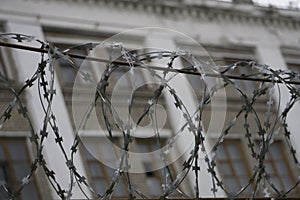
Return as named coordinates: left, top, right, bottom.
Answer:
left=20, top=0, right=300, bottom=30
left=95, top=0, right=300, bottom=30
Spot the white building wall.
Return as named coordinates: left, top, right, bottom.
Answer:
left=1, top=0, right=300, bottom=198
left=5, top=21, right=91, bottom=199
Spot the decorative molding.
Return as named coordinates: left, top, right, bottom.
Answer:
left=89, top=0, right=300, bottom=30
left=281, top=46, right=300, bottom=64
left=11, top=0, right=300, bottom=31
left=0, top=23, right=4, bottom=32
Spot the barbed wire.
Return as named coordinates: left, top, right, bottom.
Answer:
left=1, top=40, right=300, bottom=86
left=0, top=33, right=300, bottom=199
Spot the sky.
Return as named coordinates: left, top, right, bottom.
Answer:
left=253, top=0, right=300, bottom=8
left=221, top=0, right=300, bottom=9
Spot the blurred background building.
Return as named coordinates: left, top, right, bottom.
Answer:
left=0, top=0, right=300, bottom=199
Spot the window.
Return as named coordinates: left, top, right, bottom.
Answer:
left=54, top=44, right=89, bottom=87
left=45, top=29, right=146, bottom=91
left=215, top=139, right=252, bottom=195
left=136, top=139, right=166, bottom=196
left=179, top=45, right=264, bottom=136
left=281, top=47, right=300, bottom=89
left=51, top=43, right=96, bottom=130
left=0, top=51, right=7, bottom=77
left=215, top=139, right=300, bottom=197
left=222, top=59, right=258, bottom=94
left=81, top=137, right=176, bottom=198
left=179, top=44, right=258, bottom=98
left=0, top=137, right=40, bottom=200
left=180, top=56, right=206, bottom=93
left=109, top=49, right=147, bottom=90
left=81, top=138, right=127, bottom=197
left=0, top=28, right=5, bottom=76
left=110, top=66, right=131, bottom=89
left=0, top=56, right=4, bottom=75
left=286, top=63, right=300, bottom=74
left=45, top=30, right=154, bottom=134
left=263, top=141, right=297, bottom=194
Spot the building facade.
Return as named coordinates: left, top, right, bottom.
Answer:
left=0, top=0, right=300, bottom=199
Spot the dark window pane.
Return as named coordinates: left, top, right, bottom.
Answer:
left=218, top=163, right=232, bottom=175
left=233, top=161, right=247, bottom=175
left=84, top=149, right=96, bottom=160
left=0, top=54, right=5, bottom=76
left=227, top=144, right=241, bottom=159
left=143, top=162, right=154, bottom=173
left=137, top=143, right=149, bottom=153
left=216, top=145, right=226, bottom=160
left=98, top=143, right=116, bottom=161
left=55, top=44, right=89, bottom=85
left=225, top=177, right=239, bottom=192
left=270, top=176, right=281, bottom=189
left=0, top=165, right=7, bottom=181
left=240, top=178, right=249, bottom=186
left=84, top=143, right=98, bottom=160
left=13, top=162, right=30, bottom=180
left=0, top=189, right=9, bottom=199
left=105, top=167, right=115, bottom=177
left=93, top=179, right=107, bottom=194
left=0, top=64, right=4, bottom=75
left=265, top=162, right=275, bottom=174
left=7, top=141, right=27, bottom=161
left=0, top=145, right=5, bottom=160
left=21, top=182, right=39, bottom=200
left=113, top=182, right=127, bottom=196
left=186, top=74, right=204, bottom=91
left=59, top=63, right=76, bottom=84
left=0, top=138, right=40, bottom=199
left=133, top=68, right=146, bottom=87
left=146, top=177, right=161, bottom=196
left=240, top=178, right=252, bottom=194
left=216, top=140, right=251, bottom=195
left=111, top=66, right=131, bottom=88
left=89, top=163, right=103, bottom=177
left=282, top=177, right=294, bottom=189
left=276, top=161, right=289, bottom=175
left=269, top=143, right=282, bottom=159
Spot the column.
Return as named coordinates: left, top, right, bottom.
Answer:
left=144, top=28, right=225, bottom=197
left=257, top=43, right=300, bottom=162
left=6, top=22, right=91, bottom=199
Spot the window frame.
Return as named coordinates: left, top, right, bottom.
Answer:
left=260, top=140, right=299, bottom=194
left=80, top=134, right=177, bottom=197
left=0, top=136, right=41, bottom=200
left=281, top=47, right=300, bottom=89
left=210, top=134, right=300, bottom=197
left=214, top=139, right=253, bottom=195
left=79, top=137, right=128, bottom=198
left=0, top=51, right=6, bottom=76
